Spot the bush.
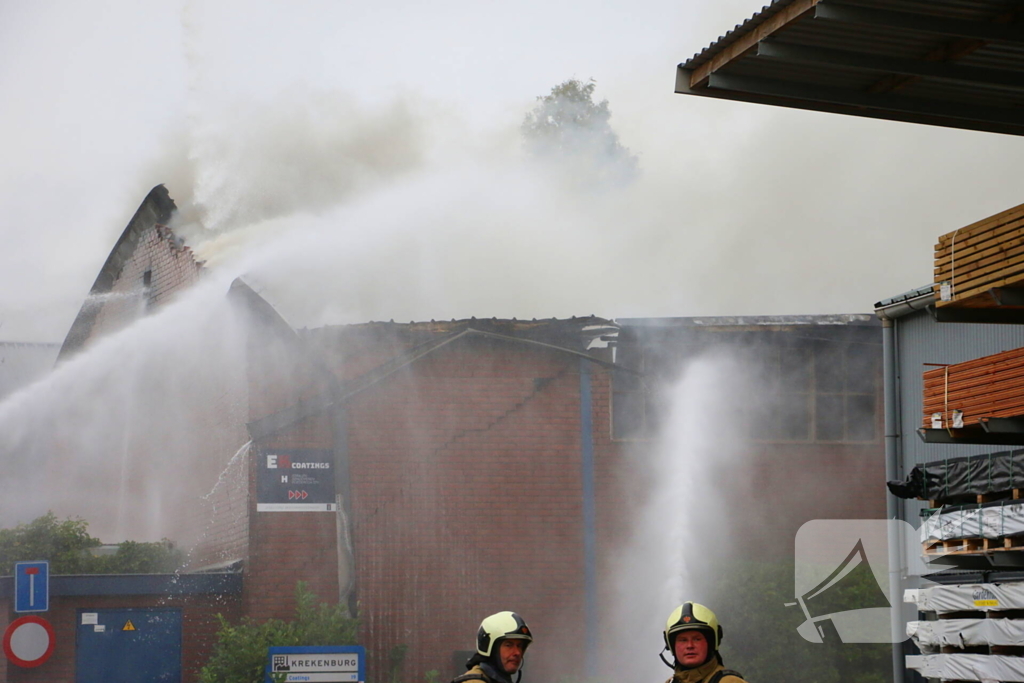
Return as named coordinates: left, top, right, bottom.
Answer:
left=0, top=512, right=183, bottom=575
left=199, top=582, right=359, bottom=683
left=711, top=561, right=891, bottom=683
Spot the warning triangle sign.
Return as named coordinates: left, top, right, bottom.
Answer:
left=122, top=620, right=136, bottom=631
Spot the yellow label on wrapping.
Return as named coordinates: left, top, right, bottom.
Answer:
left=974, top=600, right=999, bottom=607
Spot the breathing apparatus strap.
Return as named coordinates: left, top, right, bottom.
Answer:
left=708, top=670, right=743, bottom=683
left=452, top=676, right=489, bottom=683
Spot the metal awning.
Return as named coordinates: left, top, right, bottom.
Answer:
left=676, top=0, right=1024, bottom=136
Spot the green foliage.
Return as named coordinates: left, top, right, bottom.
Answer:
left=521, top=78, right=638, bottom=187
left=0, top=512, right=184, bottom=575
left=199, top=581, right=359, bottom=683
left=711, top=561, right=892, bottom=683
left=389, top=644, right=410, bottom=683
left=423, top=670, right=441, bottom=683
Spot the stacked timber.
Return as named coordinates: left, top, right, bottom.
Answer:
left=934, top=202, right=1024, bottom=308
left=923, top=347, right=1024, bottom=429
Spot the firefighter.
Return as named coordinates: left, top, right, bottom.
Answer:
left=453, top=611, right=533, bottom=683
left=660, top=602, right=748, bottom=683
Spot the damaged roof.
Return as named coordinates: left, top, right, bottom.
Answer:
left=249, top=316, right=624, bottom=440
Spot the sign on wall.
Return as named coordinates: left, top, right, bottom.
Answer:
left=3, top=616, right=54, bottom=668
left=266, top=645, right=365, bottom=683
left=257, top=449, right=337, bottom=512
left=14, top=561, right=49, bottom=613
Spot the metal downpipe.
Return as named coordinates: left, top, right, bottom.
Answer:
left=883, top=318, right=905, bottom=683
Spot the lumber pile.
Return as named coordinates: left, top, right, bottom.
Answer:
left=934, top=202, right=1024, bottom=308
left=923, top=347, right=1024, bottom=429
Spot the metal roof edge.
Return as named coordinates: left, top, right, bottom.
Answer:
left=0, top=571, right=242, bottom=598
left=874, top=284, right=936, bottom=320
left=680, top=0, right=801, bottom=71
left=617, top=314, right=877, bottom=327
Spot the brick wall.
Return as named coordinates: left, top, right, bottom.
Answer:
left=0, top=592, right=240, bottom=683
left=244, top=414, right=340, bottom=621
left=90, top=225, right=202, bottom=342
left=341, top=336, right=623, bottom=683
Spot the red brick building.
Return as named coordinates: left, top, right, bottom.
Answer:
left=0, top=188, right=886, bottom=682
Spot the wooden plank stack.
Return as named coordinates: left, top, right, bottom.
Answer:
left=934, top=202, right=1024, bottom=308
left=923, top=347, right=1024, bottom=428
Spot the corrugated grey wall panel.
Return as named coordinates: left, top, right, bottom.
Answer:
left=897, top=310, right=1024, bottom=469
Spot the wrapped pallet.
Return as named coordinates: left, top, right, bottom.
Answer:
left=907, top=654, right=1024, bottom=682
left=888, top=449, right=1024, bottom=503
left=905, top=583, right=1024, bottom=613
left=908, top=619, right=1024, bottom=652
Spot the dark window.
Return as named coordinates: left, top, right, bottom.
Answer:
left=612, top=369, right=650, bottom=440
left=776, top=393, right=811, bottom=441
left=846, top=394, right=877, bottom=442
left=756, top=339, right=878, bottom=444
left=815, top=394, right=845, bottom=441
left=846, top=344, right=878, bottom=394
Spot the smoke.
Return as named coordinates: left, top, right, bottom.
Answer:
left=602, top=352, right=754, bottom=683
left=172, top=90, right=427, bottom=236
left=0, top=275, right=250, bottom=543
left=4, top=0, right=1024, bottom=343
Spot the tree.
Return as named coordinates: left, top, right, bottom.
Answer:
left=711, top=561, right=891, bottom=683
left=521, top=79, right=639, bottom=187
left=198, top=582, right=359, bottom=683
left=0, top=512, right=184, bottom=575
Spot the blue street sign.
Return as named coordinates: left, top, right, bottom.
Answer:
left=14, top=562, right=48, bottom=613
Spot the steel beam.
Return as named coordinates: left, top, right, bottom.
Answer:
left=814, top=2, right=1024, bottom=45
left=990, top=287, right=1024, bottom=307
left=931, top=306, right=1024, bottom=324
left=703, top=72, right=1024, bottom=135
left=918, top=427, right=1024, bottom=446
left=979, top=417, right=1024, bottom=434
left=756, top=40, right=1024, bottom=91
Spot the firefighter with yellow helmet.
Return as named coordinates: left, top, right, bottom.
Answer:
left=660, top=602, right=748, bottom=683
left=452, top=611, right=533, bottom=683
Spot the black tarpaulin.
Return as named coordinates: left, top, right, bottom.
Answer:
left=888, top=450, right=1024, bottom=502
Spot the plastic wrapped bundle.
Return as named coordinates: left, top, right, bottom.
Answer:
left=920, top=500, right=1024, bottom=541
left=908, top=619, right=1024, bottom=652
left=888, top=449, right=1024, bottom=503
left=907, top=654, right=1024, bottom=682
left=905, top=583, right=1024, bottom=613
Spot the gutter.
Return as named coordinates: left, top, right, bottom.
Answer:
left=874, top=289, right=935, bottom=321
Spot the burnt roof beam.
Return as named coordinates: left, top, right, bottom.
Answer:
left=813, top=2, right=1024, bottom=45
left=755, top=40, right=1024, bottom=92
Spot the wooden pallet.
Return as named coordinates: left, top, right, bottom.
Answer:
left=923, top=490, right=1024, bottom=507
left=923, top=535, right=1024, bottom=556
left=935, top=203, right=1024, bottom=308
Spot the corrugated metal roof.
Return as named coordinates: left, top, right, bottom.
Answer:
left=683, top=1, right=800, bottom=71
left=677, top=0, right=1024, bottom=136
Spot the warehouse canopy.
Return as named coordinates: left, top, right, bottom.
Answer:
left=676, top=0, right=1024, bottom=136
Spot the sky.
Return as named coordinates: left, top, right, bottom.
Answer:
left=3, top=0, right=1024, bottom=342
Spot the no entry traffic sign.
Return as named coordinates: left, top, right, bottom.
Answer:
left=3, top=615, right=55, bottom=668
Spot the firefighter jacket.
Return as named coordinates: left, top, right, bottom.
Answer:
left=665, top=658, right=748, bottom=683
left=454, top=662, right=513, bottom=683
